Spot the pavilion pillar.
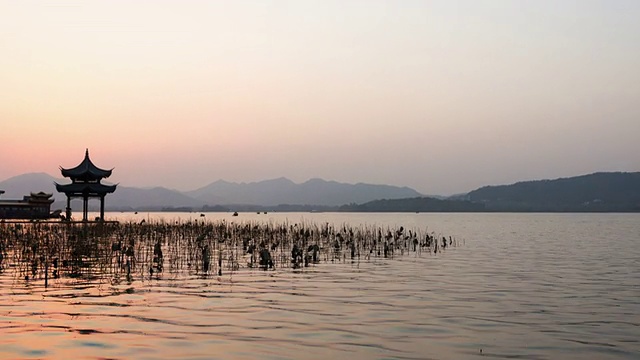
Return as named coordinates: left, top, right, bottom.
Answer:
left=83, top=196, right=88, bottom=222
left=66, top=196, right=72, bottom=221
left=100, top=195, right=105, bottom=221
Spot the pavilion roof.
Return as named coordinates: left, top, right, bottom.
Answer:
left=60, top=149, right=113, bottom=181
left=55, top=182, right=117, bottom=195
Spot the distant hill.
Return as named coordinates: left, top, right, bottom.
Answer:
left=3, top=172, right=639, bottom=212
left=339, top=197, right=485, bottom=212
left=0, top=173, right=202, bottom=211
left=107, top=186, right=204, bottom=211
left=0, top=172, right=61, bottom=195
left=0, top=173, right=65, bottom=204
left=1, top=173, right=423, bottom=211
left=467, top=172, right=640, bottom=212
left=186, top=177, right=423, bottom=206
left=187, top=177, right=297, bottom=205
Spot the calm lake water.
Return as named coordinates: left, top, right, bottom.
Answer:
left=1, top=212, right=638, bottom=359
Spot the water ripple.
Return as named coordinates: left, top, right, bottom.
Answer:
left=1, top=213, right=639, bottom=359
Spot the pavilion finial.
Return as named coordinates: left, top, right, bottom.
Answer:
left=85, top=148, right=89, bottom=158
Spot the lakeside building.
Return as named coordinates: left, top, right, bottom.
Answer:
left=0, top=191, right=56, bottom=220
left=55, top=149, right=117, bottom=221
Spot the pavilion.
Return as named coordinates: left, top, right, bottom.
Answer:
left=55, top=149, right=117, bottom=221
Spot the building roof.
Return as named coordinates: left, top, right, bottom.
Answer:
left=30, top=192, right=53, bottom=198
left=0, top=192, right=55, bottom=205
left=60, top=149, right=113, bottom=181
left=27, top=192, right=54, bottom=204
left=55, top=182, right=117, bottom=195
left=0, top=200, right=36, bottom=207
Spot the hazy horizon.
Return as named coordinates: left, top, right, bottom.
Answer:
left=2, top=168, right=638, bottom=199
left=2, top=1, right=639, bottom=195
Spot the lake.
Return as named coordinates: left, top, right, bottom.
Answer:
left=1, top=212, right=638, bottom=359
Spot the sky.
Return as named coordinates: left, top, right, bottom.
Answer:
left=1, top=0, right=639, bottom=195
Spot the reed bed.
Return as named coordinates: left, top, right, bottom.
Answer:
left=0, top=219, right=458, bottom=286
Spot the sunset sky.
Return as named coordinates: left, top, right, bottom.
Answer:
left=1, top=1, right=639, bottom=195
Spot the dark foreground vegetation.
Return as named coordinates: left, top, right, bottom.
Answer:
left=0, top=219, right=457, bottom=285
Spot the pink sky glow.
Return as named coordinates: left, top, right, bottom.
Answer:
left=1, top=1, right=639, bottom=195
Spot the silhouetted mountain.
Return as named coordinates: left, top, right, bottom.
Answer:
left=187, top=177, right=296, bottom=205
left=187, top=177, right=423, bottom=206
left=466, top=172, right=640, bottom=212
left=0, top=173, right=201, bottom=211
left=339, top=197, right=485, bottom=212
left=0, top=173, right=65, bottom=204
left=107, top=186, right=204, bottom=211
left=0, top=172, right=58, bottom=194
left=1, top=173, right=422, bottom=211
left=3, top=172, right=638, bottom=212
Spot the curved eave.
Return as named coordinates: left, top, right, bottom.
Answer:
left=30, top=191, right=53, bottom=197
left=60, top=166, right=113, bottom=180
left=60, top=150, right=113, bottom=180
left=55, top=182, right=117, bottom=194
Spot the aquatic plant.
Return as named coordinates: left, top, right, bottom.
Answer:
left=0, top=219, right=458, bottom=286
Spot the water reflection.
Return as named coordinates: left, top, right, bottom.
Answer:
left=1, top=213, right=638, bottom=360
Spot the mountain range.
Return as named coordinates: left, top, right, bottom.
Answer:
left=466, top=172, right=640, bottom=212
left=0, top=173, right=422, bottom=210
left=1, top=172, right=638, bottom=212
left=186, top=177, right=421, bottom=206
